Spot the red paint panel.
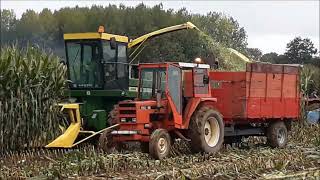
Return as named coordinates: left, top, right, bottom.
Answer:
left=183, top=71, right=193, bottom=97
left=261, top=99, right=273, bottom=118
left=247, top=98, right=260, bottom=118
left=284, top=98, right=299, bottom=117
left=272, top=99, right=284, bottom=118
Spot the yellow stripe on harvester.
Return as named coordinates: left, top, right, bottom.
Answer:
left=64, top=33, right=129, bottom=43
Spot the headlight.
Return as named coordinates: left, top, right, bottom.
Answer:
left=120, top=118, right=126, bottom=122
left=141, top=106, right=151, bottom=110
left=132, top=118, right=136, bottom=122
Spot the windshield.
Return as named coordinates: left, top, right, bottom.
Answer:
left=66, top=40, right=103, bottom=88
left=139, top=68, right=166, bottom=100
left=102, top=42, right=128, bottom=90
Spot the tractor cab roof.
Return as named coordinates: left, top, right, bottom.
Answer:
left=138, top=62, right=210, bottom=69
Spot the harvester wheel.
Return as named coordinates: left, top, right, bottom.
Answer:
left=267, top=121, right=288, bottom=148
left=188, top=106, right=224, bottom=154
left=149, top=129, right=171, bottom=159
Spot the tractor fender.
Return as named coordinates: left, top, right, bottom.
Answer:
left=182, top=97, right=217, bottom=129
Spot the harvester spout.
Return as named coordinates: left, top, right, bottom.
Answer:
left=128, top=21, right=199, bottom=48
left=45, top=103, right=81, bottom=148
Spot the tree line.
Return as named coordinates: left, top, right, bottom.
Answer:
left=1, top=3, right=247, bottom=63
left=1, top=3, right=319, bottom=93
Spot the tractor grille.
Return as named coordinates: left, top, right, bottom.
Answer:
left=118, top=103, right=137, bottom=123
left=119, top=110, right=136, bottom=114
left=119, top=103, right=135, bottom=107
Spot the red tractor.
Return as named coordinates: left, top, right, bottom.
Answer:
left=100, top=62, right=301, bottom=159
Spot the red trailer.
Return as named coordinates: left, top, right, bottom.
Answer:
left=210, top=63, right=301, bottom=143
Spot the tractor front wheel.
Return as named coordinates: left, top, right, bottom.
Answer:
left=189, top=107, right=224, bottom=154
left=149, top=129, right=171, bottom=159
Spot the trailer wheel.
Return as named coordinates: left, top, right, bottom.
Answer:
left=267, top=121, right=288, bottom=148
left=189, top=107, right=224, bottom=153
left=149, top=129, right=171, bottom=159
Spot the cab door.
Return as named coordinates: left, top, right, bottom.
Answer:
left=168, top=65, right=182, bottom=114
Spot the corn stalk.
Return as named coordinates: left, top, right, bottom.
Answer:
left=0, top=45, right=67, bottom=150
left=300, top=66, right=315, bottom=123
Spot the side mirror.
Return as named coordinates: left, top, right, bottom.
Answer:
left=110, top=37, right=117, bottom=50
left=203, top=75, right=209, bottom=84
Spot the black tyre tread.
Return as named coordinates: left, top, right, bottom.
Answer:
left=149, top=129, right=171, bottom=160
left=267, top=121, right=288, bottom=148
left=188, top=106, right=224, bottom=153
left=140, top=142, right=149, bottom=153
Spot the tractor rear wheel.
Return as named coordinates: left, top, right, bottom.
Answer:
left=188, top=107, right=224, bottom=154
left=149, top=129, right=171, bottom=159
left=267, top=121, right=288, bottom=148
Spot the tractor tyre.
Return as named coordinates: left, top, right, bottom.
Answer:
left=267, top=121, right=288, bottom=148
left=98, top=129, right=114, bottom=153
left=140, top=142, right=149, bottom=153
left=107, top=105, right=118, bottom=126
left=188, top=106, right=224, bottom=154
left=149, top=129, right=171, bottom=160
left=99, top=105, right=119, bottom=152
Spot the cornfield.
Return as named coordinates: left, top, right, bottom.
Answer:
left=0, top=45, right=67, bottom=151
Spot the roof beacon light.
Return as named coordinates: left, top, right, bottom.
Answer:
left=194, top=57, right=202, bottom=64
left=98, top=26, right=105, bottom=33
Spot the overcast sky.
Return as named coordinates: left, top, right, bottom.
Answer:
left=1, top=0, right=319, bottom=54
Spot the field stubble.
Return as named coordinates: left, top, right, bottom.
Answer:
left=0, top=123, right=319, bottom=179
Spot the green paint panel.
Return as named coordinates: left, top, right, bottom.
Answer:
left=90, top=110, right=107, bottom=131
left=62, top=86, right=138, bottom=131
left=65, top=89, right=137, bottom=97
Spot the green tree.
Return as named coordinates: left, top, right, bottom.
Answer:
left=284, top=37, right=318, bottom=64
left=1, top=3, right=249, bottom=64
left=15, top=10, right=40, bottom=45
left=246, top=48, right=262, bottom=61
left=0, top=9, right=16, bottom=43
left=260, top=52, right=278, bottom=63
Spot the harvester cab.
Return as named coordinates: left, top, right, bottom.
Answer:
left=46, top=22, right=199, bottom=148
left=64, top=28, right=129, bottom=90
left=106, top=62, right=224, bottom=159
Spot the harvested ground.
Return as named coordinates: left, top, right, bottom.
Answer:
left=1, top=123, right=319, bottom=179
